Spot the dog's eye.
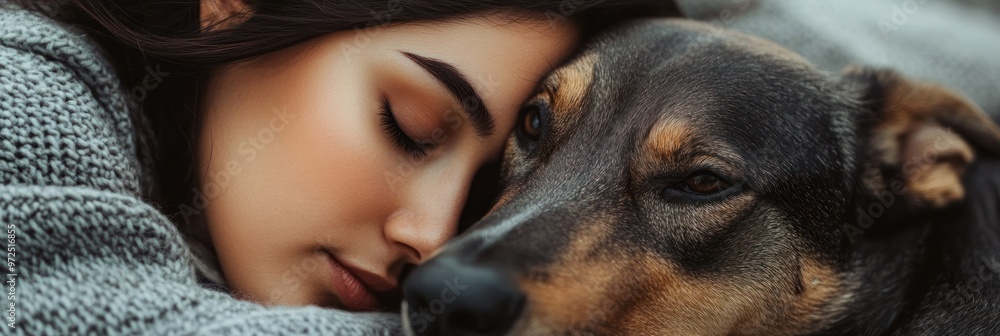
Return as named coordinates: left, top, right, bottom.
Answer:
left=520, top=105, right=542, bottom=141
left=678, top=172, right=730, bottom=195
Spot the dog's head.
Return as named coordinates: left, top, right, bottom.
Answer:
left=402, top=19, right=1000, bottom=336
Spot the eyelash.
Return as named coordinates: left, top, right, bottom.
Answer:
left=379, top=99, right=427, bottom=159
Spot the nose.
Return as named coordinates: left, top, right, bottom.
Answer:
left=385, top=164, right=478, bottom=264
left=403, top=255, right=525, bottom=336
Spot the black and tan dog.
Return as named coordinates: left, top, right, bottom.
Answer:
left=402, top=18, right=1000, bottom=336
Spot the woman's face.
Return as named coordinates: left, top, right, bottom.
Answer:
left=198, top=15, right=577, bottom=310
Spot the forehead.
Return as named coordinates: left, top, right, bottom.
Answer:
left=545, top=19, right=858, bottom=190
left=372, top=14, right=581, bottom=119
left=585, top=22, right=831, bottom=130
left=590, top=20, right=818, bottom=115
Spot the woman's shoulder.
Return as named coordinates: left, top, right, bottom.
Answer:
left=1, top=3, right=125, bottom=91
left=1, top=3, right=143, bottom=196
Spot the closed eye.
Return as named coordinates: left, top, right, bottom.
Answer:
left=660, top=170, right=742, bottom=202
left=676, top=171, right=730, bottom=195
left=379, top=99, right=428, bottom=159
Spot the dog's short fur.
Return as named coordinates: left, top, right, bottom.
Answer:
left=404, top=19, right=1000, bottom=335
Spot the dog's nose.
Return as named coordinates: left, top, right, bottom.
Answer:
left=403, top=255, right=525, bottom=336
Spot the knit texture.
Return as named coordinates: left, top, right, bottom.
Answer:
left=4, top=1, right=999, bottom=335
left=0, top=4, right=401, bottom=335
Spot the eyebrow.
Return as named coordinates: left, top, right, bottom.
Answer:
left=402, top=51, right=495, bottom=137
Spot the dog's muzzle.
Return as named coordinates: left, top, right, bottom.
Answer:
left=402, top=255, right=525, bottom=336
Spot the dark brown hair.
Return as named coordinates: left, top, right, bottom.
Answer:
left=13, top=0, right=680, bottom=228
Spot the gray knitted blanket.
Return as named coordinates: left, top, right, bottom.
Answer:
left=0, top=4, right=401, bottom=335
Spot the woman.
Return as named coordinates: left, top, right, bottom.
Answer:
left=1, top=0, right=677, bottom=334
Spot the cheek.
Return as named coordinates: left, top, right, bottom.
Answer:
left=516, top=201, right=812, bottom=334
left=202, top=84, right=400, bottom=241
left=519, top=239, right=809, bottom=336
left=196, top=49, right=407, bottom=287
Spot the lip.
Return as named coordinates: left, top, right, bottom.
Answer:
left=321, top=250, right=401, bottom=311
left=322, top=250, right=381, bottom=311
left=339, top=260, right=399, bottom=293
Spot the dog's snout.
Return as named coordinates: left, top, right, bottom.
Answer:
left=403, top=256, right=525, bottom=336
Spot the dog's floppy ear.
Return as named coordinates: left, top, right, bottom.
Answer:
left=843, top=66, right=1000, bottom=208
